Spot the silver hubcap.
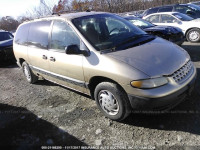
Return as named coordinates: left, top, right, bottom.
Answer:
left=23, top=65, right=31, bottom=81
left=98, top=90, right=119, bottom=116
left=189, top=31, right=199, bottom=41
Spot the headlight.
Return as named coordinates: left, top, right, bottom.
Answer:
left=131, top=77, right=168, bottom=89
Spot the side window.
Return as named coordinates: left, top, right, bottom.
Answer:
left=158, top=6, right=173, bottom=12
left=161, top=14, right=177, bottom=23
left=175, top=6, right=191, bottom=14
left=146, top=8, right=159, bottom=15
left=146, top=15, right=160, bottom=23
left=50, top=21, right=80, bottom=51
left=28, top=21, right=51, bottom=49
left=14, top=23, right=30, bottom=45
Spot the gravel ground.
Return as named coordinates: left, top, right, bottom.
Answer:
left=0, top=42, right=200, bottom=150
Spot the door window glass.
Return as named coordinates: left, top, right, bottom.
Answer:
left=146, top=15, right=160, bottom=23
left=161, top=14, right=177, bottom=23
left=50, top=21, right=80, bottom=51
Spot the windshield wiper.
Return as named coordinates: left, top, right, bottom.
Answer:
left=100, top=34, right=153, bottom=54
left=111, top=34, right=150, bottom=51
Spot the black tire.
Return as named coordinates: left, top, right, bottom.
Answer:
left=94, top=82, right=131, bottom=121
left=186, top=29, right=200, bottom=43
left=22, top=62, right=38, bottom=84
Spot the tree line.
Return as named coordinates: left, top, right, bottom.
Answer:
left=0, top=0, right=199, bottom=31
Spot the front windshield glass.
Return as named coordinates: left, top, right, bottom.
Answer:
left=173, top=13, right=194, bottom=21
left=0, top=32, right=13, bottom=41
left=72, top=14, right=147, bottom=51
left=127, top=18, right=155, bottom=29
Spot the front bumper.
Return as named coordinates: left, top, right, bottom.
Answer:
left=128, top=69, right=197, bottom=111
left=0, top=46, right=15, bottom=62
left=169, top=33, right=185, bottom=46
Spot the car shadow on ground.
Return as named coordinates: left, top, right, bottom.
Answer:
left=123, top=68, right=200, bottom=135
left=0, top=103, right=87, bottom=150
left=0, top=60, right=17, bottom=68
left=182, top=43, right=200, bottom=62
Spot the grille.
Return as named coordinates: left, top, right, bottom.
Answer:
left=171, top=61, right=193, bottom=83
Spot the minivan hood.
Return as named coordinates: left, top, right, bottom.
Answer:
left=106, top=38, right=190, bottom=77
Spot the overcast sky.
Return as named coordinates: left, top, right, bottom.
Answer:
left=0, top=0, right=58, bottom=18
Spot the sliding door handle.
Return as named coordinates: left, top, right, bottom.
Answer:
left=50, top=57, right=56, bottom=62
left=42, top=55, right=47, bottom=60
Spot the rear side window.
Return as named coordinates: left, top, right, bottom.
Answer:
left=145, top=8, right=159, bottom=16
left=28, top=21, right=51, bottom=49
left=14, top=23, right=30, bottom=45
left=158, top=6, right=173, bottom=12
left=161, top=14, right=177, bottom=23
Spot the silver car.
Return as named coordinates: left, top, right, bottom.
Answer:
left=13, top=12, right=196, bottom=121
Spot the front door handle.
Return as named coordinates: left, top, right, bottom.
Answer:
left=42, top=55, right=47, bottom=60
left=50, top=57, right=56, bottom=62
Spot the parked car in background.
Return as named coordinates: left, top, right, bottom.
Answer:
left=188, top=1, right=200, bottom=7
left=124, top=16, right=184, bottom=45
left=142, top=4, right=200, bottom=19
left=14, top=12, right=196, bottom=121
left=0, top=31, right=15, bottom=63
left=125, top=10, right=145, bottom=18
left=144, top=12, right=200, bottom=42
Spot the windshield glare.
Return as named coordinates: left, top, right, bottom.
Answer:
left=72, top=14, right=146, bottom=51
left=127, top=18, right=155, bottom=29
left=173, top=13, right=194, bottom=21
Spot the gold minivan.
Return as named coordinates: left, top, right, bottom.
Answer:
left=14, top=12, right=196, bottom=121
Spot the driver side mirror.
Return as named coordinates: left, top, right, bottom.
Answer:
left=65, top=45, right=90, bottom=57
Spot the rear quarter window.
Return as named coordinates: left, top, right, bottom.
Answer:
left=28, top=21, right=51, bottom=49
left=14, top=23, right=30, bottom=45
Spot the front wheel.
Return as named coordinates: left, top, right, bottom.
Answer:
left=186, top=29, right=200, bottom=43
left=94, top=82, right=131, bottom=121
left=22, top=62, right=38, bottom=84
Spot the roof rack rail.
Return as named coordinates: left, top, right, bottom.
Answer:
left=52, top=10, right=77, bottom=16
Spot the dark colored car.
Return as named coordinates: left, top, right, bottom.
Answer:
left=142, top=4, right=200, bottom=19
left=0, top=31, right=15, bottom=63
left=124, top=16, right=185, bottom=45
left=188, top=1, right=200, bottom=7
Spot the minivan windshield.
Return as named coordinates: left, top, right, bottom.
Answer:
left=72, top=14, right=152, bottom=51
left=173, top=12, right=194, bottom=21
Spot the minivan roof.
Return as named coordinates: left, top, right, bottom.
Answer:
left=60, top=11, right=108, bottom=19
left=20, top=11, right=110, bottom=25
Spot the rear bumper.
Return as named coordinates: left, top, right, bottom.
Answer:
left=128, top=72, right=196, bottom=111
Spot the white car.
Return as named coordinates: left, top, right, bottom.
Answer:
left=143, top=12, right=200, bottom=42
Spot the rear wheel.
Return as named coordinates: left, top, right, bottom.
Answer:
left=94, top=82, right=131, bottom=121
left=22, top=62, right=38, bottom=84
left=186, top=29, right=200, bottom=43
